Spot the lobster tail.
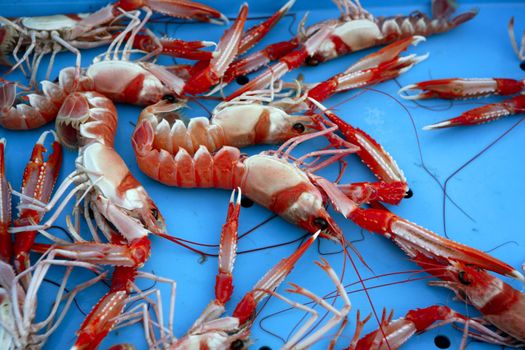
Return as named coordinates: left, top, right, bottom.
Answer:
left=132, top=120, right=244, bottom=188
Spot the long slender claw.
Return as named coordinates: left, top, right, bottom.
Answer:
left=0, top=138, right=12, bottom=263
left=133, top=34, right=215, bottom=60
left=221, top=39, right=300, bottom=87
left=232, top=230, right=320, bottom=325
left=238, top=0, right=295, bottom=55
left=118, top=0, right=228, bottom=24
left=349, top=207, right=525, bottom=282
left=73, top=266, right=137, bottom=350
left=226, top=26, right=331, bottom=101
left=215, top=188, right=241, bottom=305
left=423, top=94, right=525, bottom=130
left=183, top=3, right=248, bottom=95
left=14, top=131, right=63, bottom=272
left=310, top=98, right=407, bottom=185
left=399, top=78, right=525, bottom=100
left=346, top=36, right=426, bottom=74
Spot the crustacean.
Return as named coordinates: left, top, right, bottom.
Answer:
left=0, top=0, right=226, bottom=87
left=132, top=97, right=524, bottom=285
left=0, top=248, right=106, bottom=350
left=398, top=18, right=525, bottom=130
left=9, top=91, right=167, bottom=349
left=224, top=0, right=476, bottom=99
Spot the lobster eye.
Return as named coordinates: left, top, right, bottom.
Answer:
left=151, top=208, right=159, bottom=220
left=230, top=339, right=244, bottom=350
left=293, top=122, right=305, bottom=133
left=458, top=271, right=471, bottom=285
left=520, top=61, right=525, bottom=71
left=305, top=56, right=319, bottom=66
left=162, top=94, right=176, bottom=103
left=313, top=217, right=328, bottom=230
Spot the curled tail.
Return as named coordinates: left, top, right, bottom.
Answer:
left=0, top=68, right=93, bottom=130
left=132, top=120, right=245, bottom=188
left=137, top=101, right=226, bottom=156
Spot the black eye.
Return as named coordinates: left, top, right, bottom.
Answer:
left=404, top=188, right=413, bottom=198
left=235, top=75, right=250, bottom=85
left=293, top=123, right=305, bottom=133
left=162, top=94, right=176, bottom=103
left=520, top=61, right=525, bottom=71
left=151, top=208, right=159, bottom=220
left=313, top=217, right=328, bottom=230
left=458, top=271, right=471, bottom=285
left=305, top=56, right=319, bottom=66
left=230, top=339, right=244, bottom=350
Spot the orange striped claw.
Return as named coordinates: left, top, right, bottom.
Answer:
left=0, top=138, right=11, bottom=263
left=117, top=0, right=228, bottom=24
left=423, top=94, right=525, bottom=130
left=132, top=34, right=215, bottom=60
left=182, top=3, right=248, bottom=95
left=237, top=0, right=295, bottom=55
left=13, top=131, right=63, bottom=274
left=226, top=26, right=331, bottom=101
left=349, top=305, right=506, bottom=350
left=399, top=78, right=525, bottom=100
left=309, top=98, right=408, bottom=188
left=215, top=188, right=241, bottom=305
left=348, top=207, right=525, bottom=282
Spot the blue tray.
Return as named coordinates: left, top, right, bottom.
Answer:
left=1, top=1, right=524, bottom=349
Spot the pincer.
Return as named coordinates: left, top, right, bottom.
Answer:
left=399, top=78, right=525, bottom=100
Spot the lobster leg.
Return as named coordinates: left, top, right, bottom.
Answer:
left=508, top=17, right=525, bottom=63
left=423, top=94, right=525, bottom=130
left=280, top=258, right=351, bottom=350
left=0, top=138, right=11, bottom=263
left=232, top=230, right=320, bottom=325
left=189, top=189, right=242, bottom=329
left=13, top=131, right=62, bottom=275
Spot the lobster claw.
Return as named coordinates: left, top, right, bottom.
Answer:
left=423, top=94, right=525, bottom=130
left=182, top=3, right=249, bottom=95
left=399, top=78, right=525, bottom=100
left=0, top=138, right=12, bottom=263
left=116, top=0, right=228, bottom=24
left=14, top=131, right=63, bottom=273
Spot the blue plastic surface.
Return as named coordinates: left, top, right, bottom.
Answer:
left=1, top=1, right=524, bottom=349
